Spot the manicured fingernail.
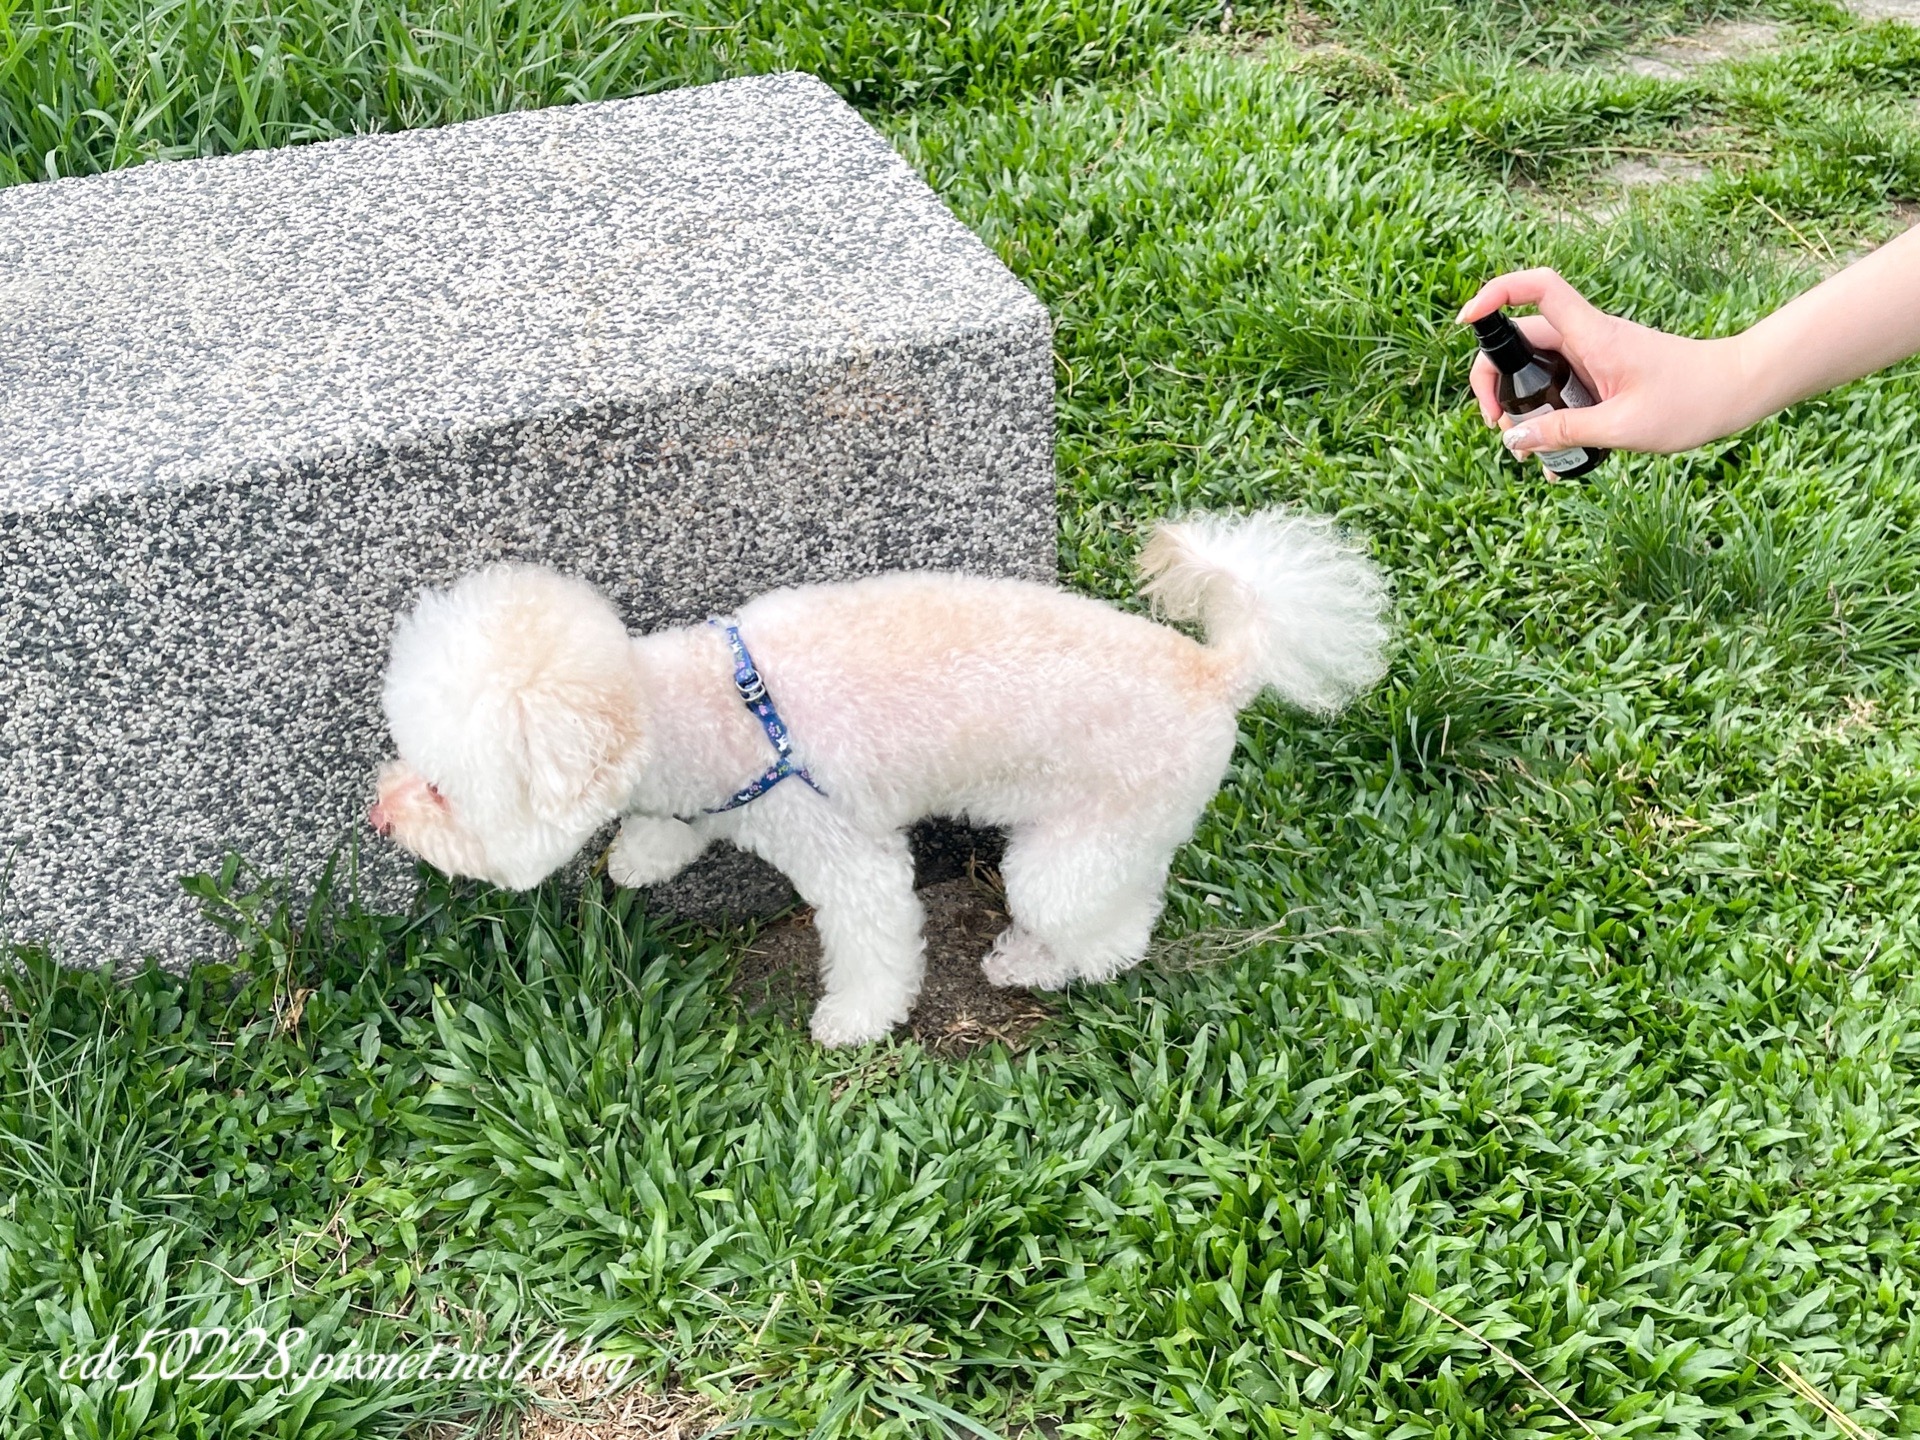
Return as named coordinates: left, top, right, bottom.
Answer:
left=1455, top=303, right=1473, bottom=323
left=1503, top=425, right=1535, bottom=452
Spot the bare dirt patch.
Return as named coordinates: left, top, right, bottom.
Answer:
left=413, top=1375, right=717, bottom=1440
left=1851, top=1, right=1920, bottom=21
left=516, top=1377, right=716, bottom=1440
left=1199, top=0, right=1325, bottom=53
left=735, top=874, right=1055, bottom=1057
left=1552, top=152, right=1711, bottom=224
left=1587, top=152, right=1711, bottom=217
left=1622, top=18, right=1783, bottom=79
left=1605, top=155, right=1710, bottom=187
left=1192, top=0, right=1401, bottom=101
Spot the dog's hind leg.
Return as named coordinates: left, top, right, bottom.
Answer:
left=732, top=797, right=925, bottom=1047
left=984, top=821, right=1178, bottom=990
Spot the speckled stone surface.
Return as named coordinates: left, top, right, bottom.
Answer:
left=0, top=72, right=1054, bottom=964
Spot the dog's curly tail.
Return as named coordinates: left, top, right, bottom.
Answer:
left=1137, top=508, right=1391, bottom=714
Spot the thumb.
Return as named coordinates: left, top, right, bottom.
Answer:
left=1502, top=402, right=1609, bottom=457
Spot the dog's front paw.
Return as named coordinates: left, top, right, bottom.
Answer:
left=809, top=993, right=906, bottom=1048
left=606, top=815, right=709, bottom=888
left=982, top=926, right=1075, bottom=990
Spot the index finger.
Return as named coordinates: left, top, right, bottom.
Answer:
left=1456, top=268, right=1600, bottom=332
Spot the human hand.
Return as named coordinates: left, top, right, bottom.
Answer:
left=1459, top=269, right=1754, bottom=460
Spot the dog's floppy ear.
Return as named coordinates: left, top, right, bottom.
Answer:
left=513, top=674, right=644, bottom=818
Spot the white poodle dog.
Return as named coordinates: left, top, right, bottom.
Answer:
left=370, top=509, right=1389, bottom=1046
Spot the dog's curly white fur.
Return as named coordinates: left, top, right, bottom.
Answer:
left=371, top=509, right=1389, bottom=1046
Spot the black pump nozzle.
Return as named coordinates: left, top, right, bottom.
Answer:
left=1471, top=310, right=1535, bottom=375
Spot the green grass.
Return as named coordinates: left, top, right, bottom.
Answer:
left=0, top=0, right=1227, bottom=183
left=12, top=0, right=1920, bottom=1436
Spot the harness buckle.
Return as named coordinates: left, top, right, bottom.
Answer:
left=700, top=617, right=827, bottom=815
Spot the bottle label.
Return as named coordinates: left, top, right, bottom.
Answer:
left=1510, top=402, right=1590, bottom=472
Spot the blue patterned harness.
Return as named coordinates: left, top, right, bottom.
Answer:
left=704, top=618, right=826, bottom=814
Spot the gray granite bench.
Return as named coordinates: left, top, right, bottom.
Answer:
left=0, top=73, right=1053, bottom=963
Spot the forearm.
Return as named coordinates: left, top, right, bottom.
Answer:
left=1732, top=221, right=1920, bottom=425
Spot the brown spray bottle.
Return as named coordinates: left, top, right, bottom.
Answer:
left=1472, top=309, right=1609, bottom=477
